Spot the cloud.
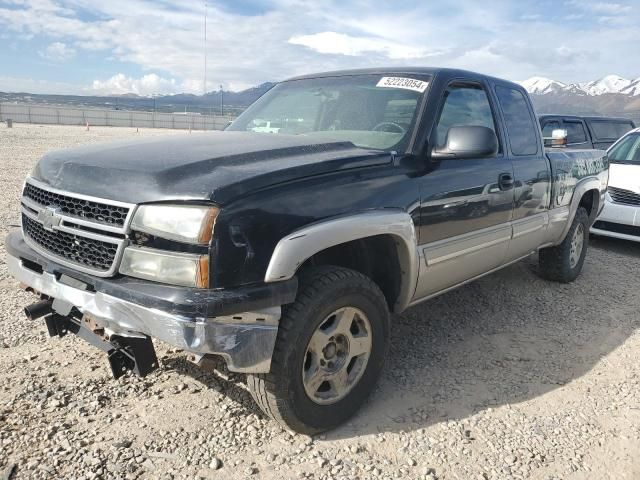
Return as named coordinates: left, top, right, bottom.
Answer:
left=88, top=73, right=178, bottom=96
left=565, top=1, right=633, bottom=24
left=583, top=1, right=631, bottom=14
left=38, top=41, right=76, bottom=61
left=288, top=31, right=445, bottom=60
left=0, top=0, right=638, bottom=94
left=0, top=75, right=79, bottom=94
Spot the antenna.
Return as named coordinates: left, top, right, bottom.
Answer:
left=204, top=0, right=207, bottom=96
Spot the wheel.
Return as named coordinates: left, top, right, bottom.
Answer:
left=247, top=266, right=390, bottom=434
left=538, top=206, right=589, bottom=283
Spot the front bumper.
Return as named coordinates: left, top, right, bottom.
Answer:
left=6, top=229, right=298, bottom=373
left=591, top=197, right=640, bottom=242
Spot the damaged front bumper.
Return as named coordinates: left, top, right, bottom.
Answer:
left=5, top=230, right=297, bottom=374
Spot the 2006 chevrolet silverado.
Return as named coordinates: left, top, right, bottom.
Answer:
left=6, top=68, right=608, bottom=433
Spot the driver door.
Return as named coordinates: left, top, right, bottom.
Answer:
left=413, top=80, right=515, bottom=300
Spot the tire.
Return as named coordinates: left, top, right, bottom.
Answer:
left=247, top=266, right=390, bottom=434
left=539, top=206, right=589, bottom=283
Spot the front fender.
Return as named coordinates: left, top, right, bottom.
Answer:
left=264, top=210, right=418, bottom=312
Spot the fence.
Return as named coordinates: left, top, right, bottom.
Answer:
left=0, top=103, right=235, bottom=130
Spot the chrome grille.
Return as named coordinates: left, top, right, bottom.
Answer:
left=20, top=178, right=134, bottom=276
left=22, top=214, right=118, bottom=272
left=608, top=186, right=640, bottom=206
left=23, top=182, right=130, bottom=227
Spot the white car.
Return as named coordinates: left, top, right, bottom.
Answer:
left=591, top=127, right=640, bottom=241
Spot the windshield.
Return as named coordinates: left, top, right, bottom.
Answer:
left=608, top=132, right=640, bottom=163
left=227, top=74, right=430, bottom=152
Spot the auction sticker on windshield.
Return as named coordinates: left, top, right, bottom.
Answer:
left=376, top=77, right=429, bottom=93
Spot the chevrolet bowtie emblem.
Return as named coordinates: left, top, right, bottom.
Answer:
left=37, top=205, right=63, bottom=232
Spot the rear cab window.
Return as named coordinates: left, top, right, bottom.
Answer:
left=494, top=86, right=539, bottom=156
left=588, top=120, right=635, bottom=142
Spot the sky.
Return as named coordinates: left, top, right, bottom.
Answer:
left=0, top=0, right=638, bottom=96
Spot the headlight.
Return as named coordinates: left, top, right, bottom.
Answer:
left=119, top=247, right=209, bottom=288
left=131, top=204, right=219, bottom=244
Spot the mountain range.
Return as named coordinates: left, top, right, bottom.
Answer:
left=2, top=75, right=640, bottom=122
left=0, top=82, right=277, bottom=115
left=517, top=75, right=640, bottom=121
left=519, top=74, right=640, bottom=97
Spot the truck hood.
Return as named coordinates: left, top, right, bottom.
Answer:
left=31, top=131, right=388, bottom=205
left=609, top=162, right=640, bottom=194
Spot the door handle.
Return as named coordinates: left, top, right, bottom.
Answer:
left=498, top=173, right=514, bottom=191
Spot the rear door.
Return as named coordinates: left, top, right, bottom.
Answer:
left=494, top=83, right=552, bottom=261
left=413, top=77, right=514, bottom=300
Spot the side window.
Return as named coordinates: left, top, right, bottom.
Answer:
left=495, top=86, right=539, bottom=156
left=589, top=120, right=634, bottom=141
left=616, top=122, right=635, bottom=138
left=435, top=84, right=497, bottom=149
left=541, top=120, right=560, bottom=137
left=564, top=121, right=587, bottom=144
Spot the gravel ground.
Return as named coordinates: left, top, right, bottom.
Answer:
left=1, top=123, right=639, bottom=480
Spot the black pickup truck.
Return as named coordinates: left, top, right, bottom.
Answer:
left=6, top=68, right=608, bottom=434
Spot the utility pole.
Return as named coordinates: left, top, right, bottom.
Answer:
left=220, top=84, right=224, bottom=116
left=203, top=1, right=207, bottom=96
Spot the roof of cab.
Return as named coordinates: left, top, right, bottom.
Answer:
left=284, top=67, right=524, bottom=90
left=538, top=114, right=635, bottom=124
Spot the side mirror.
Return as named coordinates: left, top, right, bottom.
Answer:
left=543, top=128, right=568, bottom=147
left=431, top=125, right=498, bottom=160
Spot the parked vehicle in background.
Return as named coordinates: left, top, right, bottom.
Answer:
left=539, top=115, right=635, bottom=150
left=6, top=68, right=608, bottom=434
left=592, top=128, right=640, bottom=241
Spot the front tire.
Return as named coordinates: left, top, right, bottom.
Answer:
left=539, top=206, right=589, bottom=283
left=247, top=266, right=390, bottom=434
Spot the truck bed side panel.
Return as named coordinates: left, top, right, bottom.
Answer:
left=546, top=149, right=608, bottom=210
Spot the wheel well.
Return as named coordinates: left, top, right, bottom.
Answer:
left=298, top=235, right=402, bottom=311
left=578, top=189, right=600, bottom=224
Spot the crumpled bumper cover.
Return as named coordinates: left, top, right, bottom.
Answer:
left=5, top=229, right=298, bottom=373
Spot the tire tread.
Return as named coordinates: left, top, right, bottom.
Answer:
left=539, top=207, right=589, bottom=283
left=247, top=266, right=388, bottom=434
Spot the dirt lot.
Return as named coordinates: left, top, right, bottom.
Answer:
left=1, top=123, right=639, bottom=480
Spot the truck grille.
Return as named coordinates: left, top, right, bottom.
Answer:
left=20, top=179, right=133, bottom=276
left=24, top=182, right=130, bottom=227
left=22, top=214, right=118, bottom=272
left=608, top=187, right=640, bottom=206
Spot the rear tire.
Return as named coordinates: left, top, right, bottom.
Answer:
left=247, top=266, right=390, bottom=434
left=539, top=207, right=589, bottom=283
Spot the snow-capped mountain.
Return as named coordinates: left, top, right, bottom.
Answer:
left=519, top=74, right=640, bottom=96
left=621, top=78, right=640, bottom=96
left=580, top=75, right=632, bottom=95
left=519, top=77, right=567, bottom=95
